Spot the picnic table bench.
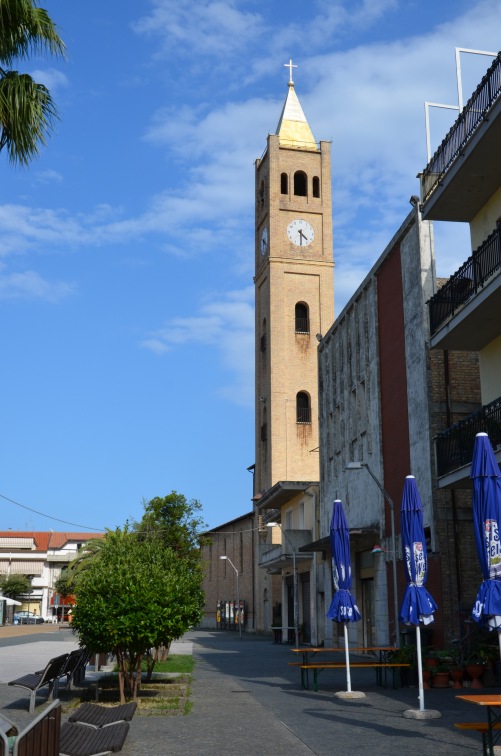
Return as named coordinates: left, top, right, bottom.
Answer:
left=290, top=647, right=409, bottom=691
left=456, top=694, right=501, bottom=756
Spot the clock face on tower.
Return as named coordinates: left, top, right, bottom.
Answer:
left=260, top=226, right=268, bottom=256
left=287, top=219, right=314, bottom=247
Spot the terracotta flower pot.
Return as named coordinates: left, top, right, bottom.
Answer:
left=466, top=664, right=485, bottom=689
left=449, top=667, right=464, bottom=689
left=432, top=671, right=450, bottom=688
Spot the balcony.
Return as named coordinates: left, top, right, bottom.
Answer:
left=428, top=227, right=501, bottom=349
left=435, top=395, right=501, bottom=486
left=258, top=529, right=313, bottom=572
left=420, top=53, right=501, bottom=221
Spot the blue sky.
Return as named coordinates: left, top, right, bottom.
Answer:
left=1, top=0, right=499, bottom=533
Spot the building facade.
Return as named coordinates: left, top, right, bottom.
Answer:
left=420, top=50, right=501, bottom=627
left=0, top=531, right=102, bottom=621
left=199, top=512, right=257, bottom=632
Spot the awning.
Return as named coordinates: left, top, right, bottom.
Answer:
left=0, top=560, right=44, bottom=576
left=0, top=538, right=34, bottom=550
left=0, top=595, right=22, bottom=606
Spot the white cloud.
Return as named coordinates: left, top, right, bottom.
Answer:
left=30, top=68, right=69, bottom=92
left=34, top=169, right=64, bottom=185
left=0, top=268, right=74, bottom=302
left=132, top=0, right=264, bottom=59
left=141, top=287, right=255, bottom=406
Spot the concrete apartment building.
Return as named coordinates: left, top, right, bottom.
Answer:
left=0, top=531, right=102, bottom=621
left=420, top=51, right=501, bottom=626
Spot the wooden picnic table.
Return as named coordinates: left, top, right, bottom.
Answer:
left=456, top=694, right=501, bottom=756
left=290, top=646, right=407, bottom=691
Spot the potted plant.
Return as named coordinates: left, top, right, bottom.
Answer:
left=388, top=645, right=417, bottom=687
left=464, top=651, right=486, bottom=689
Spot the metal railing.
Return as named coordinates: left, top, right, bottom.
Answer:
left=295, top=317, right=309, bottom=333
left=435, top=395, right=501, bottom=477
left=421, top=52, right=501, bottom=203
left=296, top=407, right=311, bottom=424
left=428, top=226, right=501, bottom=334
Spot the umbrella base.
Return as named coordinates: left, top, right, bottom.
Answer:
left=403, top=708, right=441, bottom=719
left=334, top=691, right=366, bottom=700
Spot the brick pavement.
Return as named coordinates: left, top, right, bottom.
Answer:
left=0, top=627, right=490, bottom=754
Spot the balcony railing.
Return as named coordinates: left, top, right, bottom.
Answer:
left=428, top=226, right=501, bottom=334
left=435, top=395, right=501, bottom=477
left=421, top=52, right=501, bottom=204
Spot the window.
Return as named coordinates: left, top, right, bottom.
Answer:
left=296, top=392, right=311, bottom=423
left=295, top=302, right=309, bottom=333
left=281, top=173, right=288, bottom=195
left=259, top=180, right=265, bottom=207
left=261, top=408, right=267, bottom=442
left=260, top=318, right=267, bottom=352
left=312, top=176, right=320, bottom=198
left=294, top=171, right=307, bottom=197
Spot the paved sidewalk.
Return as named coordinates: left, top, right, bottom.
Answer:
left=0, top=628, right=491, bottom=754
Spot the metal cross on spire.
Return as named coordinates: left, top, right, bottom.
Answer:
left=284, top=58, right=297, bottom=84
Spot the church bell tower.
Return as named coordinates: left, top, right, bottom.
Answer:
left=254, top=64, right=334, bottom=495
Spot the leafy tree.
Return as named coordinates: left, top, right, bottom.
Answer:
left=71, top=526, right=204, bottom=703
left=0, top=574, right=29, bottom=598
left=0, top=0, right=66, bottom=166
left=54, top=572, right=74, bottom=599
left=135, top=491, right=209, bottom=560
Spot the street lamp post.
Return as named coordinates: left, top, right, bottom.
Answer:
left=346, top=462, right=400, bottom=648
left=220, top=556, right=242, bottom=638
left=267, top=522, right=299, bottom=648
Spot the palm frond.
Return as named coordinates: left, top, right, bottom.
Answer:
left=0, top=69, right=58, bottom=165
left=0, top=0, right=66, bottom=65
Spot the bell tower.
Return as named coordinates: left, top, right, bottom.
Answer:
left=254, top=65, right=334, bottom=495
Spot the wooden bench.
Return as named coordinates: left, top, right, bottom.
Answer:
left=295, top=661, right=410, bottom=691
left=59, top=721, right=130, bottom=756
left=0, top=699, right=61, bottom=756
left=454, top=721, right=501, bottom=753
left=68, top=702, right=137, bottom=729
left=8, top=654, right=69, bottom=713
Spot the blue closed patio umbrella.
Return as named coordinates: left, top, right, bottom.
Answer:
left=399, top=475, right=437, bottom=713
left=471, top=432, right=501, bottom=659
left=326, top=499, right=361, bottom=693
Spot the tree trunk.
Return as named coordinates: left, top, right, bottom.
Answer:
left=116, top=650, right=126, bottom=705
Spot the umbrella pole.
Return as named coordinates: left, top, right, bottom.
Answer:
left=343, top=623, right=352, bottom=693
left=416, top=624, right=425, bottom=711
left=498, top=629, right=501, bottom=663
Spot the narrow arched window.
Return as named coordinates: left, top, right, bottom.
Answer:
left=312, top=176, right=320, bottom=198
left=261, top=318, right=267, bottom=352
left=294, top=171, right=307, bottom=197
left=296, top=392, right=311, bottom=424
left=259, top=180, right=265, bottom=208
left=295, top=303, right=309, bottom=333
left=281, top=173, right=288, bottom=195
left=261, top=407, right=268, bottom=442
